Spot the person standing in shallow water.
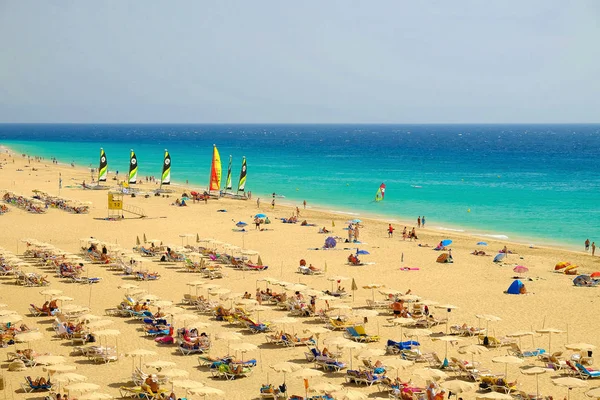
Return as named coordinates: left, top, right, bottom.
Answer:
left=422, top=216, right=426, bottom=227
left=592, top=242, right=596, bottom=256
left=417, top=216, right=421, bottom=228
left=585, top=238, right=590, bottom=251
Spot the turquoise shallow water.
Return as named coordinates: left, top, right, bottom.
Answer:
left=1, top=123, right=600, bottom=249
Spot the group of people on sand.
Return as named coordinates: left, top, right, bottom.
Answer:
left=347, top=223, right=361, bottom=243
left=401, top=226, right=418, bottom=241
left=3, top=192, right=45, bottom=213
left=585, top=239, right=597, bottom=256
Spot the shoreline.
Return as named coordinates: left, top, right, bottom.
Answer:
left=0, top=143, right=588, bottom=255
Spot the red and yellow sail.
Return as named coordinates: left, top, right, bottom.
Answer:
left=209, top=145, right=222, bottom=191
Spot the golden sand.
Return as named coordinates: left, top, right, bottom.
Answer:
left=1, top=150, right=599, bottom=399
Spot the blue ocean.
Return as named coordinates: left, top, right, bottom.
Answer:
left=1, top=124, right=599, bottom=249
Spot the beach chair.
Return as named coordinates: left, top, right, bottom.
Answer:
left=119, top=386, right=145, bottom=398
left=314, top=355, right=347, bottom=372
left=386, top=339, right=420, bottom=355
left=507, top=343, right=546, bottom=358
left=366, top=299, right=391, bottom=309
left=20, top=376, right=52, bottom=393
left=575, top=362, right=600, bottom=379
left=344, top=326, right=380, bottom=342
left=304, top=347, right=321, bottom=362
left=479, top=334, right=516, bottom=348
left=326, top=318, right=354, bottom=330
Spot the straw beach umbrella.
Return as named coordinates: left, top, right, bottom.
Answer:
left=492, top=355, right=524, bottom=380
left=188, top=386, right=225, bottom=398
left=292, top=368, right=324, bottom=399
left=34, top=355, right=66, bottom=365
left=521, top=366, right=547, bottom=399
left=440, top=380, right=476, bottom=395
left=536, top=328, right=564, bottom=352
left=553, top=377, right=588, bottom=400
left=78, top=393, right=113, bottom=400
left=65, top=382, right=100, bottom=393
left=271, top=361, right=302, bottom=383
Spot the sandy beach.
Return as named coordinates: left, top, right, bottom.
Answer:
left=1, top=149, right=600, bottom=400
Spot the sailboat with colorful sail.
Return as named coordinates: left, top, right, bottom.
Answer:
left=237, top=156, right=247, bottom=194
left=128, top=149, right=138, bottom=185
left=98, top=148, right=108, bottom=182
left=160, top=149, right=171, bottom=186
left=224, top=155, right=233, bottom=192
left=86, top=148, right=110, bottom=190
left=207, top=144, right=222, bottom=195
left=375, top=183, right=386, bottom=202
left=154, top=149, right=174, bottom=194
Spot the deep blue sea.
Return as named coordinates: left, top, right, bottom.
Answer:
left=1, top=124, right=599, bottom=249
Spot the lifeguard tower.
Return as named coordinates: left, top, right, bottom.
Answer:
left=107, top=191, right=147, bottom=219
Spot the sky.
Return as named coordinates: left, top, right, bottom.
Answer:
left=0, top=1, right=599, bottom=123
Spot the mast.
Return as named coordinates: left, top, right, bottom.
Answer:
left=160, top=149, right=171, bottom=189
left=128, top=149, right=138, bottom=185
left=98, top=148, right=108, bottom=182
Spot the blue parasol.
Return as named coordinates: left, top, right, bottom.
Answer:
left=351, top=219, right=362, bottom=224
left=477, top=242, right=488, bottom=246
left=356, top=249, right=370, bottom=255
left=236, top=221, right=248, bottom=227
left=324, top=237, right=337, bottom=249
left=493, top=253, right=506, bottom=262
left=255, top=213, right=267, bottom=218
left=441, top=239, right=452, bottom=246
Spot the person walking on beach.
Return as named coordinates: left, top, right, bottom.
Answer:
left=422, top=216, right=426, bottom=227
left=417, top=216, right=421, bottom=228
left=585, top=239, right=590, bottom=251
left=271, top=199, right=275, bottom=209
left=303, top=200, right=306, bottom=209
left=592, top=242, right=596, bottom=256
left=296, top=206, right=300, bottom=217
left=388, top=224, right=395, bottom=238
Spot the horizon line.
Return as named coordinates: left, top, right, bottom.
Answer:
left=1, top=122, right=600, bottom=126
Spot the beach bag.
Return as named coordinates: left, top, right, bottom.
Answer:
left=483, top=336, right=489, bottom=346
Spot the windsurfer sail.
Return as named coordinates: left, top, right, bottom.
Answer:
left=225, top=155, right=233, bottom=191
left=128, top=149, right=138, bottom=185
left=237, top=156, right=247, bottom=193
left=208, top=144, right=222, bottom=192
left=375, top=183, right=386, bottom=202
left=98, top=148, right=108, bottom=182
left=160, top=149, right=171, bottom=187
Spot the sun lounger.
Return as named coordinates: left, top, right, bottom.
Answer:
left=575, top=362, right=600, bottom=379
left=507, top=343, right=546, bottom=358
left=314, top=355, right=347, bottom=372
left=479, top=334, right=517, bottom=348
left=20, top=377, right=52, bottom=393
left=119, top=386, right=145, bottom=398
left=344, top=326, right=380, bottom=342
left=326, top=318, right=355, bottom=330
left=386, top=339, right=420, bottom=354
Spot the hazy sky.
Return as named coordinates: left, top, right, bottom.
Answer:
left=1, top=1, right=599, bottom=123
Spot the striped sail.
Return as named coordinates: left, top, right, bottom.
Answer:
left=161, top=150, right=171, bottom=185
left=237, top=156, right=247, bottom=192
left=98, top=148, right=108, bottom=182
left=128, top=150, right=138, bottom=184
left=225, top=155, right=233, bottom=191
